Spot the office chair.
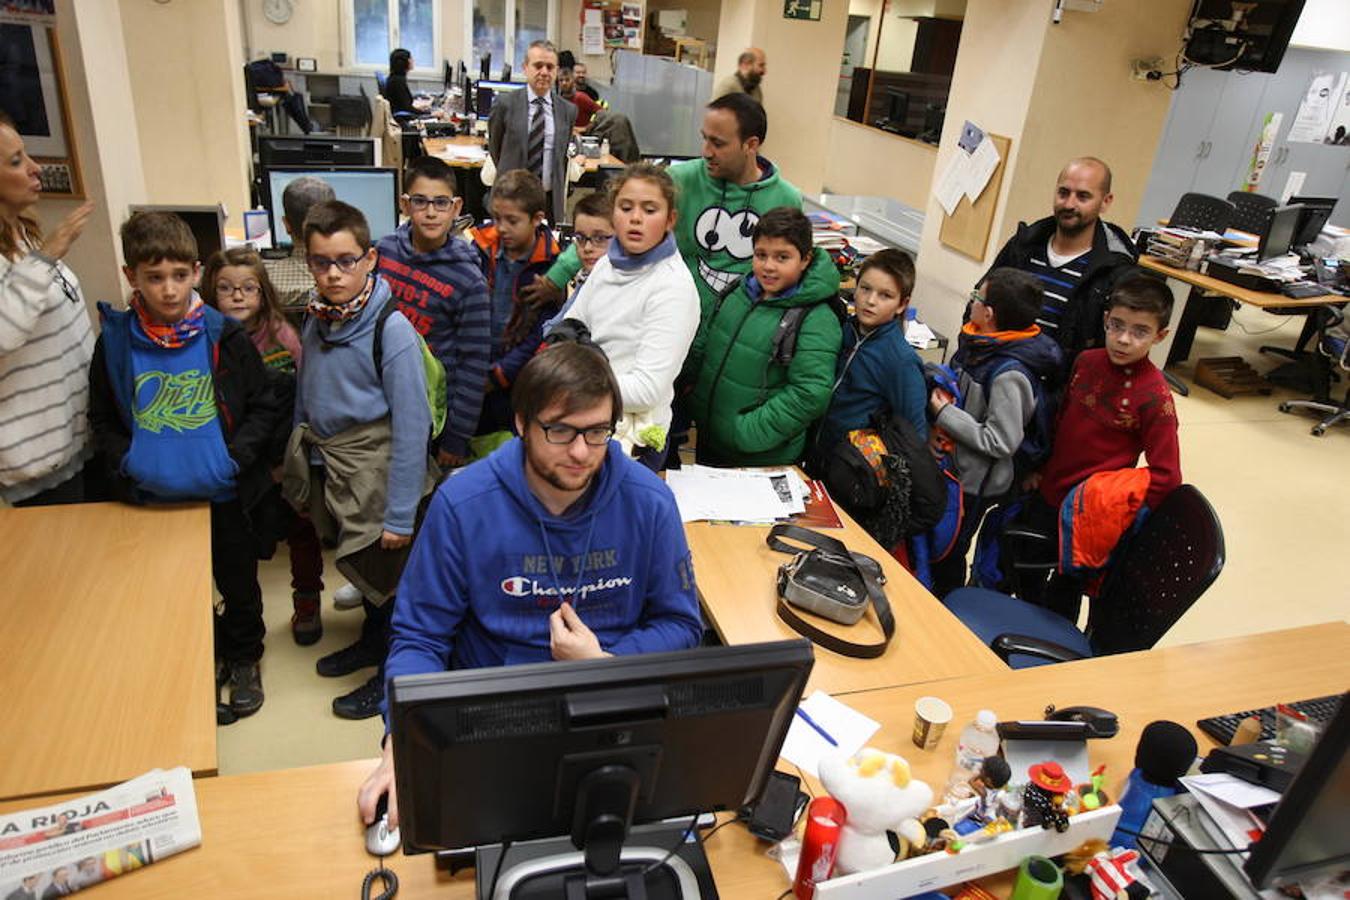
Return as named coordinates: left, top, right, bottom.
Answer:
left=1168, top=192, right=1235, bottom=233
left=943, top=485, right=1225, bottom=668
left=1278, top=304, right=1350, bottom=436
left=1166, top=192, right=1240, bottom=369
left=1226, top=191, right=1277, bottom=236
left=376, top=71, right=388, bottom=94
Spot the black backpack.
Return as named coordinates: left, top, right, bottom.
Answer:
left=817, top=412, right=946, bottom=547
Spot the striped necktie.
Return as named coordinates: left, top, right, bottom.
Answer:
left=527, top=96, right=546, bottom=181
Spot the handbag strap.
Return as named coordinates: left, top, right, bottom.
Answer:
left=766, top=524, right=896, bottom=659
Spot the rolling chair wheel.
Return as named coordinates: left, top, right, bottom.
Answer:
left=1278, top=401, right=1293, bottom=413
left=1312, top=425, right=1326, bottom=437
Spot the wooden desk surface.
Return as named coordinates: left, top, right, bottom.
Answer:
left=423, top=135, right=624, bottom=172
left=794, top=622, right=1350, bottom=801
left=1140, top=255, right=1336, bottom=309
left=0, top=760, right=788, bottom=899
left=0, top=503, right=217, bottom=801
left=5, top=624, right=1344, bottom=898
left=686, top=509, right=1003, bottom=696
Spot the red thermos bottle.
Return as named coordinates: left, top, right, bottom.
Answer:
left=794, top=797, right=846, bottom=899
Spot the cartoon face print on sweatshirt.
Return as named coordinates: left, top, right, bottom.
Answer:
left=693, top=205, right=759, bottom=295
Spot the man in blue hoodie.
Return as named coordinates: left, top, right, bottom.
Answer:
left=376, top=156, right=491, bottom=470
left=356, top=342, right=703, bottom=831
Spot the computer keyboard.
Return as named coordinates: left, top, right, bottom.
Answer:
left=1197, top=695, right=1344, bottom=745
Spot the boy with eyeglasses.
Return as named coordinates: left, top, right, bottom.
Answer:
left=356, top=342, right=703, bottom=831
left=285, top=200, right=436, bottom=720
left=1017, top=271, right=1180, bottom=620
left=376, top=156, right=490, bottom=469
left=543, top=190, right=614, bottom=329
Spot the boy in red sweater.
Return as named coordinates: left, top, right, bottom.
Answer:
left=1021, top=271, right=1181, bottom=620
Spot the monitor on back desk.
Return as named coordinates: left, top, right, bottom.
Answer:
left=475, top=79, right=523, bottom=116
left=1288, top=196, right=1337, bottom=250
left=1257, top=204, right=1302, bottom=262
left=262, top=166, right=399, bottom=249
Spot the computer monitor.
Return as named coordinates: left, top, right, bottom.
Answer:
left=261, top=166, right=399, bottom=249
left=1288, top=195, right=1337, bottom=248
left=128, top=204, right=225, bottom=264
left=1257, top=204, right=1302, bottom=261
left=444, top=60, right=454, bottom=93
left=1244, top=693, right=1349, bottom=889
left=475, top=80, right=524, bottom=116
left=480, top=53, right=491, bottom=82
left=257, top=135, right=378, bottom=169
left=389, top=640, right=813, bottom=897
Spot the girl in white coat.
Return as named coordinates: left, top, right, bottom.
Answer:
left=554, top=163, right=699, bottom=469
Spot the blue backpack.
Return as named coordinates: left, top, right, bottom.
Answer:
left=976, top=357, right=1059, bottom=486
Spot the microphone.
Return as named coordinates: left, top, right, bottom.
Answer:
left=1111, top=720, right=1198, bottom=849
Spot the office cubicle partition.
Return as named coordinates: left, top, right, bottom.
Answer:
left=607, top=50, right=711, bottom=160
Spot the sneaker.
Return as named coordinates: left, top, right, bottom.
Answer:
left=333, top=673, right=384, bottom=720
left=216, top=701, right=237, bottom=726
left=316, top=640, right=383, bottom=678
left=227, top=660, right=264, bottom=717
left=333, top=582, right=364, bottom=611
left=291, top=593, right=324, bottom=646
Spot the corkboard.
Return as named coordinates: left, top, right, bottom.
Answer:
left=938, top=132, right=1011, bottom=262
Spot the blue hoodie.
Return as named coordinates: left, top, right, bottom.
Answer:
left=376, top=225, right=491, bottom=457
left=295, top=277, right=431, bottom=534
left=384, top=439, right=704, bottom=723
left=817, top=315, right=928, bottom=455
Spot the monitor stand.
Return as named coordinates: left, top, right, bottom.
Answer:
left=474, top=765, right=718, bottom=900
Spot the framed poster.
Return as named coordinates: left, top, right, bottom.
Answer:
left=0, top=23, right=82, bottom=197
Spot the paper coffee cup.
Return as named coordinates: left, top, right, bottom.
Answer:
left=912, top=695, right=953, bottom=750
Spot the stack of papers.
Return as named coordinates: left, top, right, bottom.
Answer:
left=905, top=319, right=937, bottom=350
left=1179, top=773, right=1278, bottom=852
left=665, top=466, right=808, bottom=524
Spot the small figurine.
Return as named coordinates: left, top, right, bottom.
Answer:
left=1022, top=761, right=1073, bottom=832
left=1078, top=765, right=1110, bottom=811
left=969, top=756, right=1012, bottom=824
left=818, top=748, right=934, bottom=875
left=1064, top=839, right=1153, bottom=899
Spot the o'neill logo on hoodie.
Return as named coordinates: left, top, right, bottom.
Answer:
left=500, top=575, right=633, bottom=600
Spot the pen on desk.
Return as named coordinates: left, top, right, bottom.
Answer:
left=795, top=707, right=838, bottom=747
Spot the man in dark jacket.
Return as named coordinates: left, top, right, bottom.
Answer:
left=982, top=157, right=1137, bottom=366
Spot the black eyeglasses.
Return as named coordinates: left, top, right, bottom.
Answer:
left=54, top=267, right=79, bottom=304
left=306, top=254, right=366, bottom=275
left=403, top=193, right=456, bottom=212
left=535, top=419, right=614, bottom=447
left=572, top=233, right=614, bottom=248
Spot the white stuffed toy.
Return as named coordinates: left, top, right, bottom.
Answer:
left=818, top=747, right=934, bottom=875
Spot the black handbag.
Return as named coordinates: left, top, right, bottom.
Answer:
left=766, top=524, right=895, bottom=659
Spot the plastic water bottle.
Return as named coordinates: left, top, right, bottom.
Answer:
left=943, top=709, right=1000, bottom=803
left=600, top=137, right=611, bottom=158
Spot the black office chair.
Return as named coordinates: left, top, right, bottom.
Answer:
left=943, top=485, right=1225, bottom=668
left=1169, top=193, right=1235, bottom=233
left=1226, top=191, right=1278, bottom=236
left=1278, top=305, right=1350, bottom=436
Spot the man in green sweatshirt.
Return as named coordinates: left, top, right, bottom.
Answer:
left=526, top=92, right=801, bottom=318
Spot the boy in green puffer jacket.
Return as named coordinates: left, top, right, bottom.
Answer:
left=685, top=207, right=843, bottom=467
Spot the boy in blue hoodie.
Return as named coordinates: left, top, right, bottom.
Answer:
left=88, top=212, right=284, bottom=720
left=377, top=156, right=491, bottom=470
left=285, top=200, right=435, bottom=720
left=815, top=248, right=927, bottom=457
left=927, top=267, right=1063, bottom=598
left=356, top=343, right=703, bottom=831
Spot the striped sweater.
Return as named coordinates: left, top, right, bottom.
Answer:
left=0, top=245, right=95, bottom=502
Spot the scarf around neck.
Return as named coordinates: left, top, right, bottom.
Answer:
left=131, top=291, right=206, bottom=349
left=607, top=232, right=677, bottom=272
left=306, top=273, right=377, bottom=323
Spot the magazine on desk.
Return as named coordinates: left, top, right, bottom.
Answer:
left=0, top=767, right=201, bottom=895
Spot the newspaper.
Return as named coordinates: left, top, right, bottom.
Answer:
left=0, top=767, right=201, bottom=896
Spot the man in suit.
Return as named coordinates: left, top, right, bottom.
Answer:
left=488, top=40, right=577, bottom=225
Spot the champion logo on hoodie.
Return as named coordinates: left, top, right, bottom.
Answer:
left=499, top=574, right=635, bottom=600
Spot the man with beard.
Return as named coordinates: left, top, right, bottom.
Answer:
left=713, top=48, right=767, bottom=104
left=981, top=157, right=1137, bottom=365
left=356, top=342, right=703, bottom=830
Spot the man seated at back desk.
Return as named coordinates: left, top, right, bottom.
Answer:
left=357, top=343, right=704, bottom=828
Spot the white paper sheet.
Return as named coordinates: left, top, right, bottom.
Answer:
left=1288, top=71, right=1346, bottom=143
left=933, top=153, right=968, bottom=217
left=779, top=691, right=881, bottom=779
left=1280, top=171, right=1307, bottom=203
left=964, top=136, right=1001, bottom=202
left=665, top=466, right=804, bottom=523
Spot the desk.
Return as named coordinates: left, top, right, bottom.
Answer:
left=1139, top=255, right=1339, bottom=380
left=423, top=135, right=624, bottom=173
left=686, top=510, right=1004, bottom=696
left=0, top=503, right=217, bottom=801
left=5, top=624, right=1344, bottom=898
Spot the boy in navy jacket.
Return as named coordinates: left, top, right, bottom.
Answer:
left=89, top=212, right=283, bottom=720
left=815, top=249, right=928, bottom=457
left=376, top=156, right=490, bottom=469
left=356, top=343, right=703, bottom=831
